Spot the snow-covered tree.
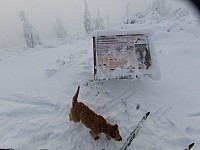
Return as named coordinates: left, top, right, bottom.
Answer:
left=167, top=8, right=190, bottom=21
left=106, top=14, right=110, bottom=28
left=124, top=2, right=130, bottom=24
left=53, top=14, right=67, bottom=38
left=19, top=11, right=41, bottom=48
left=94, top=9, right=104, bottom=30
left=52, top=22, right=57, bottom=37
left=124, top=2, right=144, bottom=24
left=148, top=0, right=171, bottom=17
left=83, top=0, right=94, bottom=34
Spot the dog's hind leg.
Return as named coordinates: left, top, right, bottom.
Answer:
left=69, top=113, right=80, bottom=123
left=69, top=109, right=80, bottom=123
left=90, top=130, right=100, bottom=140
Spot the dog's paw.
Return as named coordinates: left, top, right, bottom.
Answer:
left=106, top=135, right=111, bottom=140
left=90, top=130, right=100, bottom=140
left=94, top=136, right=100, bottom=140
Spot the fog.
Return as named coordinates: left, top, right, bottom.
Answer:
left=0, top=0, right=192, bottom=48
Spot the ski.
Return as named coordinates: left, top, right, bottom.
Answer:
left=184, top=143, right=195, bottom=150
left=120, top=112, right=150, bottom=150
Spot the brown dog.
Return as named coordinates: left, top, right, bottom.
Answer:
left=69, top=86, right=122, bottom=141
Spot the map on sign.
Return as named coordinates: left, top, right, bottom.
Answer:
left=93, top=34, right=152, bottom=80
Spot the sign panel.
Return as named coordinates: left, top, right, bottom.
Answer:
left=93, top=34, right=152, bottom=80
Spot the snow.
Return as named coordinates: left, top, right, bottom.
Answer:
left=0, top=11, right=200, bottom=150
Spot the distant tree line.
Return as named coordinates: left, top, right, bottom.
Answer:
left=19, top=0, right=177, bottom=48
left=83, top=0, right=105, bottom=35
left=19, top=2, right=106, bottom=48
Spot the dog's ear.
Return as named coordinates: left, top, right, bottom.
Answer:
left=114, top=124, right=118, bottom=129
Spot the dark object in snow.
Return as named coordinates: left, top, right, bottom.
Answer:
left=83, top=81, right=89, bottom=87
left=189, top=0, right=200, bottom=13
left=136, top=104, right=140, bottom=110
left=0, top=148, right=16, bottom=150
left=184, top=143, right=195, bottom=150
left=69, top=86, right=122, bottom=141
left=120, top=112, right=150, bottom=150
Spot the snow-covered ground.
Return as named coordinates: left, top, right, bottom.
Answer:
left=0, top=12, right=200, bottom=150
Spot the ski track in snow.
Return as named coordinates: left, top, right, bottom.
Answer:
left=0, top=94, right=57, bottom=108
left=189, top=112, right=200, bottom=118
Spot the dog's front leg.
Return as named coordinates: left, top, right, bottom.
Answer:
left=90, top=130, right=100, bottom=140
left=106, top=135, right=111, bottom=140
left=69, top=113, right=72, bottom=121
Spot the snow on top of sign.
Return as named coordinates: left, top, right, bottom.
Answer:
left=93, top=25, right=154, bottom=37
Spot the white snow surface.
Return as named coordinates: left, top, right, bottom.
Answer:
left=0, top=14, right=200, bottom=150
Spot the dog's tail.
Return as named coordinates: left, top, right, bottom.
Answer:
left=72, top=86, right=80, bottom=106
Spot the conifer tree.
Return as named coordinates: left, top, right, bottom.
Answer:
left=106, top=14, right=110, bottom=28
left=54, top=14, right=67, bottom=38
left=124, top=2, right=130, bottom=23
left=94, top=9, right=104, bottom=30
left=19, top=11, right=41, bottom=48
left=149, top=0, right=170, bottom=17
left=83, top=0, right=94, bottom=34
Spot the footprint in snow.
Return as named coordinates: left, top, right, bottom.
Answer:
left=56, top=59, right=65, bottom=66
left=185, top=126, right=200, bottom=135
left=46, top=69, right=58, bottom=77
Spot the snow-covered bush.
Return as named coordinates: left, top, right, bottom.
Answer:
left=19, top=11, right=41, bottom=48
left=124, top=15, right=139, bottom=24
left=124, top=12, right=145, bottom=24
left=144, top=11, right=163, bottom=24
left=124, top=2, right=144, bottom=25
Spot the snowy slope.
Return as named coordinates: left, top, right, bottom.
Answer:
left=0, top=14, right=200, bottom=150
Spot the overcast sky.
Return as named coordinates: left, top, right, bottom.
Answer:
left=0, top=0, right=192, bottom=47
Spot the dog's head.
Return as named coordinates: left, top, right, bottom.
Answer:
left=103, top=124, right=122, bottom=141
